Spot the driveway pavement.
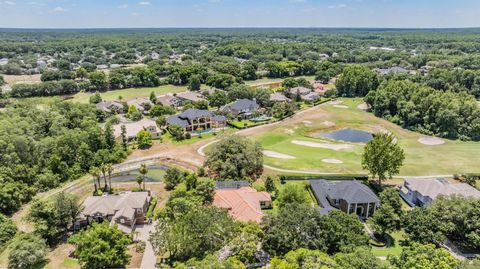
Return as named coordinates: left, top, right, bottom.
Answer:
left=135, top=222, right=157, bottom=269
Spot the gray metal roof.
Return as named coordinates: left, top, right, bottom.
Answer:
left=310, top=179, right=380, bottom=210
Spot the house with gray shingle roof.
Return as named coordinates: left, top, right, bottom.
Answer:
left=310, top=179, right=380, bottom=219
left=80, top=191, right=152, bottom=233
left=400, top=178, right=480, bottom=207
left=269, top=92, right=291, bottom=102
left=221, top=99, right=260, bottom=119
left=96, top=101, right=124, bottom=114
left=288, top=86, right=312, bottom=96
left=166, top=108, right=227, bottom=133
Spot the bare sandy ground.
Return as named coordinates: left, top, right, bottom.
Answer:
left=322, top=158, right=343, bottom=164
left=291, top=140, right=352, bottom=150
left=3, top=74, right=42, bottom=85
left=418, top=137, right=445, bottom=146
left=322, top=121, right=336, bottom=127
left=333, top=105, right=349, bottom=109
left=357, top=102, right=369, bottom=110
left=263, top=150, right=296, bottom=159
left=303, top=120, right=313, bottom=127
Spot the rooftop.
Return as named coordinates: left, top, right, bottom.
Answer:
left=176, top=91, right=206, bottom=102
left=112, top=118, right=159, bottom=138
left=83, top=192, right=150, bottom=220
left=310, top=179, right=380, bottom=214
left=213, top=187, right=271, bottom=222
left=404, top=178, right=480, bottom=200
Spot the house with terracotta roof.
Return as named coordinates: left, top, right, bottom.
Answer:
left=80, top=191, right=152, bottom=233
left=213, top=187, right=272, bottom=223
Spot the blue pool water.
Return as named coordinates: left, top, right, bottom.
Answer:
left=314, top=128, right=373, bottom=143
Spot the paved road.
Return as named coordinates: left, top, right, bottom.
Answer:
left=136, top=222, right=157, bottom=269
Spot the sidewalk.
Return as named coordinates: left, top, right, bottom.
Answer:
left=135, top=222, right=157, bottom=269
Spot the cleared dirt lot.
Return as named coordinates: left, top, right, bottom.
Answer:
left=2, top=74, right=42, bottom=84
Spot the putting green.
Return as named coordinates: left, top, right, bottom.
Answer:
left=254, top=98, right=480, bottom=176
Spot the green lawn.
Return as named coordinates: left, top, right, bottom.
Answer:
left=255, top=98, right=480, bottom=176
left=70, top=85, right=187, bottom=103
left=162, top=128, right=234, bottom=145
left=263, top=180, right=317, bottom=214
left=61, top=258, right=80, bottom=268
left=371, top=230, right=406, bottom=257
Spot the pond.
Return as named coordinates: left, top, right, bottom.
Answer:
left=110, top=165, right=168, bottom=183
left=313, top=128, right=373, bottom=143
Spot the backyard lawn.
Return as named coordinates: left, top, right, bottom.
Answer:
left=70, top=85, right=187, bottom=103
left=253, top=98, right=480, bottom=176
left=371, top=230, right=406, bottom=257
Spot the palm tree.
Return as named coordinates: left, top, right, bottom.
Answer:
left=100, top=163, right=108, bottom=191
left=89, top=167, right=100, bottom=193
left=106, top=163, right=114, bottom=193
left=136, top=175, right=143, bottom=190
left=139, top=163, right=148, bottom=190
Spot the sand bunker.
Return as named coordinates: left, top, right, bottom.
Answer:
left=284, top=129, right=294, bottom=135
left=291, top=140, right=352, bottom=151
left=334, top=105, right=349, bottom=109
left=303, top=120, right=313, bottom=127
left=357, top=103, right=369, bottom=110
left=418, top=137, right=445, bottom=146
left=322, top=158, right=344, bottom=164
left=322, top=121, right=336, bottom=127
left=331, top=100, right=344, bottom=105
left=263, top=150, right=296, bottom=159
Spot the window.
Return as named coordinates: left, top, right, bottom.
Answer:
left=260, top=201, right=266, bottom=207
left=120, top=218, right=125, bottom=224
left=137, top=208, right=142, bottom=213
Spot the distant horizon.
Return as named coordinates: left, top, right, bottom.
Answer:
left=1, top=0, right=479, bottom=29
left=1, top=26, right=480, bottom=31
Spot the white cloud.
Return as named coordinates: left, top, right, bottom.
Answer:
left=50, top=6, right=66, bottom=13
left=4, top=1, right=15, bottom=5
left=131, top=12, right=139, bottom=16
left=118, top=4, right=128, bottom=9
left=328, top=3, right=347, bottom=9
left=209, top=0, right=221, bottom=3
left=138, top=1, right=150, bottom=5
left=289, top=0, right=306, bottom=3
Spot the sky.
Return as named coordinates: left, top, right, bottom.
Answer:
left=0, top=0, right=479, bottom=28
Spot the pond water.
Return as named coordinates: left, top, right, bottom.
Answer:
left=110, top=165, right=168, bottom=183
left=313, top=128, right=373, bottom=143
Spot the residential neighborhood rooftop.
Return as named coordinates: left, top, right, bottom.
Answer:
left=402, top=178, right=480, bottom=201
left=213, top=187, right=271, bottom=223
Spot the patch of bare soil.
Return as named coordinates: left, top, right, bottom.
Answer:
left=127, top=244, right=144, bottom=269
left=357, top=102, right=369, bottom=110
left=46, top=244, right=78, bottom=269
left=3, top=74, right=42, bottom=85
